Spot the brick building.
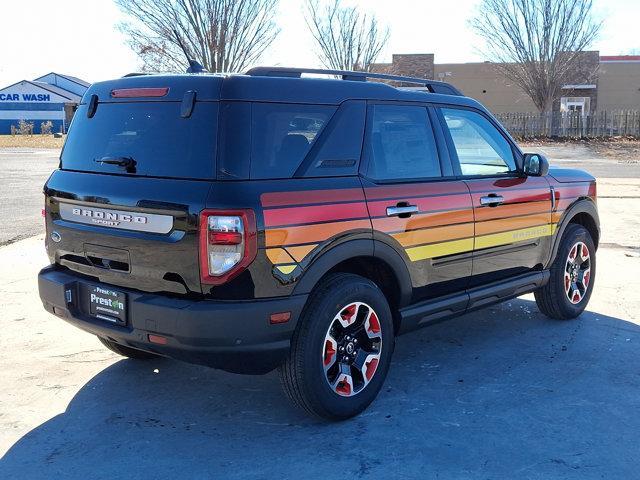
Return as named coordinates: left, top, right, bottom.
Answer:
left=370, top=53, right=640, bottom=115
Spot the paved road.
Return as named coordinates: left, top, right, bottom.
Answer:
left=0, top=149, right=58, bottom=245
left=522, top=144, right=640, bottom=178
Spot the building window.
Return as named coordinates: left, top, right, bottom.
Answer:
left=560, top=97, right=591, bottom=115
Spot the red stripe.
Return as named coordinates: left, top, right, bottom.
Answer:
left=261, top=188, right=364, bottom=208
left=470, top=189, right=551, bottom=204
left=466, top=176, right=549, bottom=193
left=264, top=202, right=369, bottom=227
left=365, top=181, right=468, bottom=200
left=367, top=193, right=472, bottom=217
left=554, top=185, right=594, bottom=199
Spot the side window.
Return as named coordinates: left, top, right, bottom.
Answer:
left=441, top=108, right=516, bottom=176
left=299, top=100, right=366, bottom=178
left=366, top=104, right=441, bottom=181
left=250, top=103, right=336, bottom=179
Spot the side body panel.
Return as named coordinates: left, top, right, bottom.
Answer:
left=363, top=180, right=474, bottom=301
left=465, top=176, right=553, bottom=285
left=546, top=169, right=598, bottom=266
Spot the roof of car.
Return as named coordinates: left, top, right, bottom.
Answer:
left=82, top=69, right=484, bottom=111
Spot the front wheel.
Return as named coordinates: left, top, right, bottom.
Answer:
left=535, top=224, right=596, bottom=320
left=279, top=273, right=395, bottom=420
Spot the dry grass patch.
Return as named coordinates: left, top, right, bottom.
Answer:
left=0, top=135, right=66, bottom=149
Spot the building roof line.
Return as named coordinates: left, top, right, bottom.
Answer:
left=0, top=79, right=77, bottom=101
left=33, top=72, right=91, bottom=88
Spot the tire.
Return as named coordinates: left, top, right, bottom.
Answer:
left=535, top=224, right=596, bottom=320
left=98, top=337, right=160, bottom=360
left=279, top=273, right=395, bottom=420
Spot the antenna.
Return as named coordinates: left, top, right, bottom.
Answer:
left=172, top=29, right=206, bottom=74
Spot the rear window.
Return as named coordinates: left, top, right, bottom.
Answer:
left=61, top=102, right=218, bottom=179
left=249, top=103, right=336, bottom=179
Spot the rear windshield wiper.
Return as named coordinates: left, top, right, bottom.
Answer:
left=94, top=156, right=137, bottom=173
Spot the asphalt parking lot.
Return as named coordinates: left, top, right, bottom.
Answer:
left=0, top=148, right=58, bottom=245
left=1, top=146, right=639, bottom=478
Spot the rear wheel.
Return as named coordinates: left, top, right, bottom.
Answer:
left=279, top=273, right=394, bottom=420
left=98, top=337, right=160, bottom=360
left=535, top=224, right=596, bottom=320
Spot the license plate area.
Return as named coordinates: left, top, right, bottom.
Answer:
left=86, top=285, right=127, bottom=326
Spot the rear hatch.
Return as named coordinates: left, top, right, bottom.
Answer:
left=44, top=75, right=222, bottom=295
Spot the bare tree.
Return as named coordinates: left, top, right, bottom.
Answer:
left=305, top=0, right=389, bottom=72
left=116, top=0, right=280, bottom=73
left=471, top=0, right=601, bottom=113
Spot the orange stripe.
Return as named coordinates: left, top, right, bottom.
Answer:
left=475, top=201, right=550, bottom=221
left=373, top=208, right=473, bottom=233
left=392, top=223, right=474, bottom=247
left=476, top=212, right=550, bottom=236
left=265, top=248, right=295, bottom=264
left=265, top=219, right=371, bottom=247
left=286, top=244, right=317, bottom=262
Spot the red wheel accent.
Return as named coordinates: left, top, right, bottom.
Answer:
left=584, top=270, right=591, bottom=288
left=581, top=243, right=589, bottom=260
left=367, top=312, right=380, bottom=335
left=364, top=358, right=379, bottom=381
left=572, top=291, right=581, bottom=303
left=336, top=380, right=352, bottom=396
left=340, top=303, right=357, bottom=324
left=323, top=340, right=336, bottom=367
left=569, top=245, right=578, bottom=261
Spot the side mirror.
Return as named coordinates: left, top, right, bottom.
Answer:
left=523, top=153, right=549, bottom=177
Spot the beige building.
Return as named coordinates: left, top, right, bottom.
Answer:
left=370, top=53, right=640, bottom=114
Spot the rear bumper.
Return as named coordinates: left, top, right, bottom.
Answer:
left=38, top=266, right=307, bottom=374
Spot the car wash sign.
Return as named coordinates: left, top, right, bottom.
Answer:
left=0, top=92, right=50, bottom=102
left=0, top=81, right=70, bottom=104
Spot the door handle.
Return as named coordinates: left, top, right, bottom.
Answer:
left=479, top=194, right=504, bottom=207
left=386, top=204, right=419, bottom=217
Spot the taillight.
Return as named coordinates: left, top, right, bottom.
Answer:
left=199, top=209, right=257, bottom=285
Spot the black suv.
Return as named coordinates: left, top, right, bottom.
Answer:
left=38, top=67, right=599, bottom=420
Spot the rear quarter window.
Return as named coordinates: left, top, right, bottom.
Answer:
left=249, top=103, right=336, bottom=179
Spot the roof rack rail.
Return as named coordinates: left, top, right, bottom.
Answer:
left=244, top=66, right=463, bottom=96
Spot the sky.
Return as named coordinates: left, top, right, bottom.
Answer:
left=0, top=0, right=639, bottom=87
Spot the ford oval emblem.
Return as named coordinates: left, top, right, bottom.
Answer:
left=51, top=231, right=62, bottom=243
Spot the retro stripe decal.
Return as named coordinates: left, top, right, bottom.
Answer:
left=475, top=224, right=556, bottom=250
left=265, top=219, right=371, bottom=247
left=264, top=202, right=369, bottom=228
left=260, top=180, right=594, bottom=276
left=406, top=238, right=475, bottom=261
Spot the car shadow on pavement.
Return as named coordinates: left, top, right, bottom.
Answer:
left=2, top=297, right=639, bottom=479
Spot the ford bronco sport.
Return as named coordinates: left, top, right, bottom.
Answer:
left=38, top=67, right=599, bottom=420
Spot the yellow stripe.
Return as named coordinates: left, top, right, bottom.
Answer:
left=406, top=238, right=474, bottom=261
left=275, top=265, right=297, bottom=275
left=475, top=224, right=554, bottom=250
left=404, top=223, right=558, bottom=262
